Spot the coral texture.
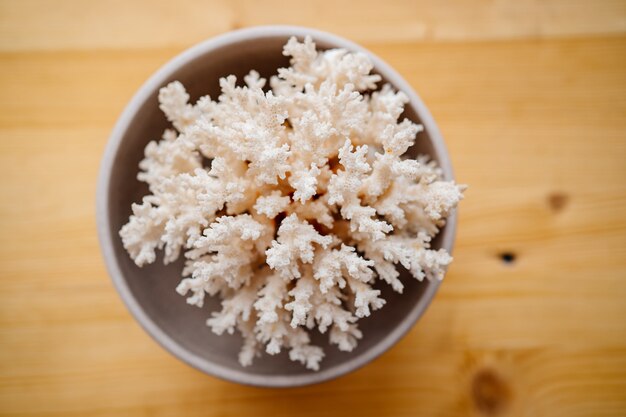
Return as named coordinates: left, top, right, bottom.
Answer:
left=120, top=36, right=465, bottom=370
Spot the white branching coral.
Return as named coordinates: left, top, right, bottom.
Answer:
left=120, top=36, right=465, bottom=371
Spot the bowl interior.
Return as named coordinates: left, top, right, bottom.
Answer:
left=104, top=31, right=449, bottom=384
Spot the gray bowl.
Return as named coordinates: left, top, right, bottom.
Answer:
left=96, top=25, right=457, bottom=387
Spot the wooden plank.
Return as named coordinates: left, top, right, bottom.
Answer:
left=0, top=0, right=625, bottom=52
left=0, top=31, right=625, bottom=417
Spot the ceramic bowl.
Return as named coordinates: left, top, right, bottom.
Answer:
left=96, top=25, right=456, bottom=387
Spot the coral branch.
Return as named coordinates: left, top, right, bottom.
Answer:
left=120, top=36, right=465, bottom=370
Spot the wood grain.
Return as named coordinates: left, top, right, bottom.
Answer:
left=1, top=0, right=626, bottom=51
left=1, top=1, right=626, bottom=416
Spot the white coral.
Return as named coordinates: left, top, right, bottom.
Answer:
left=120, top=36, right=465, bottom=371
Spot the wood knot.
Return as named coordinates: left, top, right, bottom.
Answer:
left=498, top=252, right=516, bottom=265
left=471, top=368, right=511, bottom=415
left=547, top=192, right=569, bottom=212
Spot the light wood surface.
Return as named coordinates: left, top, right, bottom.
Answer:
left=1, top=1, right=625, bottom=416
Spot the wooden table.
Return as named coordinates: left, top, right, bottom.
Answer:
left=1, top=1, right=625, bottom=416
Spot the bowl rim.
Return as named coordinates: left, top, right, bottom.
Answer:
left=96, top=24, right=457, bottom=388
